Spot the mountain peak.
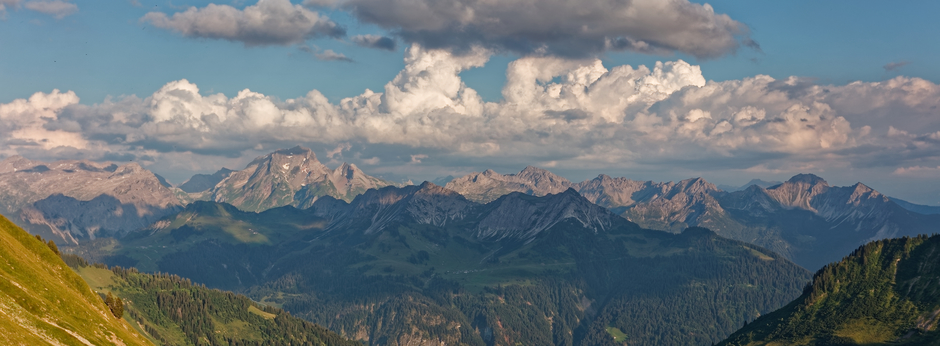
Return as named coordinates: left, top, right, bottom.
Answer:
left=786, top=173, right=828, bottom=186
left=476, top=187, right=617, bottom=242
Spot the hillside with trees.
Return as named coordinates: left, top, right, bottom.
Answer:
left=719, top=234, right=940, bottom=345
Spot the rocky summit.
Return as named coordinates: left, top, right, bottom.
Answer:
left=208, top=146, right=399, bottom=212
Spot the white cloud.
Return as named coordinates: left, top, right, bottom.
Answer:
left=23, top=0, right=76, bottom=19
left=7, top=44, right=940, bottom=183
left=314, top=49, right=351, bottom=62
left=0, top=89, right=88, bottom=153
left=142, top=0, right=343, bottom=46
left=410, top=154, right=427, bottom=163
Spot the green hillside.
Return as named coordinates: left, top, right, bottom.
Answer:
left=64, top=256, right=360, bottom=346
left=719, top=234, right=940, bottom=346
left=0, top=215, right=152, bottom=346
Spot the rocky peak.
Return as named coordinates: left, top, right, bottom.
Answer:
left=445, top=166, right=573, bottom=203
left=211, top=146, right=400, bottom=212
left=786, top=173, right=829, bottom=187
left=675, top=177, right=719, bottom=195
left=765, top=174, right=832, bottom=211
left=0, top=155, right=37, bottom=173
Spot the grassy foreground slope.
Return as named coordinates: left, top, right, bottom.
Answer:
left=0, top=215, right=152, bottom=346
left=719, top=234, right=940, bottom=346
left=65, top=257, right=360, bottom=346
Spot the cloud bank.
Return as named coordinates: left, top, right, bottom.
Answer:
left=324, top=0, right=754, bottom=58
left=4, top=45, right=939, bottom=182
left=143, top=0, right=344, bottom=46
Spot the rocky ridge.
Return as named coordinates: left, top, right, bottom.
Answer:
left=446, top=168, right=940, bottom=269
left=0, top=156, right=183, bottom=244
left=208, top=146, right=399, bottom=212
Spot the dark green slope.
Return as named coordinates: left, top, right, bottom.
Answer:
left=64, top=256, right=359, bottom=346
left=719, top=234, right=940, bottom=346
left=79, top=185, right=811, bottom=346
left=0, top=215, right=152, bottom=345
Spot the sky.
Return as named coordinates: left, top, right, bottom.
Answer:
left=1, top=0, right=939, bottom=205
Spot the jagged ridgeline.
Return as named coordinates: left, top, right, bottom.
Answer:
left=0, top=215, right=151, bottom=345
left=89, top=184, right=811, bottom=345
left=719, top=234, right=940, bottom=346
left=62, top=257, right=360, bottom=346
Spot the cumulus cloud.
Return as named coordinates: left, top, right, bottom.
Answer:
left=142, top=0, right=344, bottom=46
left=23, top=0, right=77, bottom=19
left=6, top=44, right=940, bottom=184
left=327, top=0, right=753, bottom=58
left=0, top=89, right=88, bottom=156
left=351, top=34, right=396, bottom=51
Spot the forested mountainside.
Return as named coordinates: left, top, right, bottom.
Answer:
left=446, top=167, right=940, bottom=270
left=62, top=255, right=359, bottom=346
left=0, top=215, right=151, bottom=345
left=720, top=234, right=940, bottom=346
left=80, top=183, right=811, bottom=346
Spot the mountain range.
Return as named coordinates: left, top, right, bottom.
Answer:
left=4, top=147, right=938, bottom=271
left=0, top=156, right=184, bottom=244
left=445, top=167, right=940, bottom=270
left=75, top=183, right=811, bottom=345
left=0, top=146, right=398, bottom=245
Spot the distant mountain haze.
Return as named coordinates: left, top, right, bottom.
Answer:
left=446, top=167, right=940, bottom=270
left=177, top=167, right=234, bottom=193
left=717, top=179, right=783, bottom=192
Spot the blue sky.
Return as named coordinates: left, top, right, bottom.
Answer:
left=1, top=0, right=939, bottom=204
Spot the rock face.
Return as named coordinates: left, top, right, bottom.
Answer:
left=0, top=156, right=183, bottom=244
left=445, top=166, right=573, bottom=203
left=575, top=175, right=728, bottom=232
left=209, top=146, right=398, bottom=212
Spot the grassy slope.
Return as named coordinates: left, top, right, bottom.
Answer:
left=0, top=215, right=152, bottom=346
left=719, top=234, right=940, bottom=346
left=70, top=262, right=359, bottom=346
